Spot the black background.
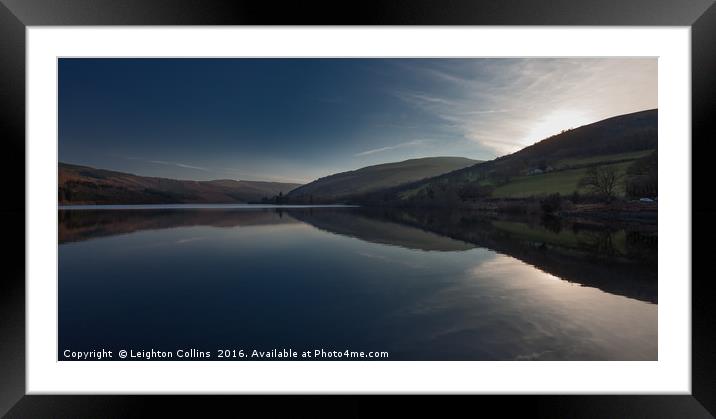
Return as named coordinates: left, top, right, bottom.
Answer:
left=1, top=0, right=714, bottom=417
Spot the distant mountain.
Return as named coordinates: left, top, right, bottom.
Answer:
left=287, top=157, right=480, bottom=203
left=58, top=163, right=302, bottom=205
left=59, top=110, right=656, bottom=206
left=367, top=109, right=657, bottom=205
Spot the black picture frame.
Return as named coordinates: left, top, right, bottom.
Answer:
left=1, top=1, right=714, bottom=417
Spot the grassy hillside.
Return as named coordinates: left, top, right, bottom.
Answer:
left=59, top=163, right=301, bottom=205
left=372, top=109, right=657, bottom=206
left=490, top=159, right=637, bottom=198
left=287, top=156, right=480, bottom=202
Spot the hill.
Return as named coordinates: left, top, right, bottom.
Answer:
left=58, top=163, right=302, bottom=205
left=367, top=109, right=657, bottom=206
left=287, top=156, right=480, bottom=203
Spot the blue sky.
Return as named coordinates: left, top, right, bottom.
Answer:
left=59, top=58, right=657, bottom=183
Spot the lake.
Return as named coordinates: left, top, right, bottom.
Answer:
left=58, top=205, right=657, bottom=360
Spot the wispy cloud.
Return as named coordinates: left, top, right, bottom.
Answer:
left=118, top=155, right=308, bottom=183
left=219, top=167, right=307, bottom=184
left=148, top=160, right=209, bottom=171
left=175, top=237, right=207, bottom=244
left=396, top=58, right=657, bottom=156
left=354, top=139, right=425, bottom=157
left=122, top=155, right=212, bottom=172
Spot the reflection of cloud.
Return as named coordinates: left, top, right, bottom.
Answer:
left=175, top=237, right=207, bottom=244
left=354, top=139, right=425, bottom=157
left=514, top=350, right=555, bottom=361
left=384, top=250, right=656, bottom=359
left=357, top=251, right=424, bottom=268
left=470, top=255, right=562, bottom=283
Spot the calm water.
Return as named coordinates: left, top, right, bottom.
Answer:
left=58, top=206, right=657, bottom=360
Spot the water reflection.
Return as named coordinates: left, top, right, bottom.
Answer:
left=59, top=206, right=657, bottom=360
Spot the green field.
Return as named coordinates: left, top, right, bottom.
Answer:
left=398, top=151, right=648, bottom=201
left=555, top=150, right=653, bottom=169
left=491, top=161, right=634, bottom=198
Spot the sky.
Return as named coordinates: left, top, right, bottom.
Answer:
left=59, top=58, right=657, bottom=183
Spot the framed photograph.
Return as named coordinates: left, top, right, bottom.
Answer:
left=2, top=0, right=714, bottom=416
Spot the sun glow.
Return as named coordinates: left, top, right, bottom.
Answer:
left=522, top=110, right=595, bottom=146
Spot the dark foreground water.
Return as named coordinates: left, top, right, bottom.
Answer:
left=58, top=206, right=657, bottom=360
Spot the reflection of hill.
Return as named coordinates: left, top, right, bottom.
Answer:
left=59, top=207, right=656, bottom=303
left=340, top=209, right=657, bottom=304
left=288, top=209, right=476, bottom=252
left=58, top=209, right=298, bottom=244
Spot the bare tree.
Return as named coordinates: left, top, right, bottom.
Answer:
left=580, top=166, right=622, bottom=201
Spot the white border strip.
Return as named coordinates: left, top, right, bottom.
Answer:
left=27, top=27, right=690, bottom=394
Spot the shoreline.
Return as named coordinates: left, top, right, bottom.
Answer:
left=58, top=203, right=359, bottom=210
left=57, top=199, right=657, bottom=227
